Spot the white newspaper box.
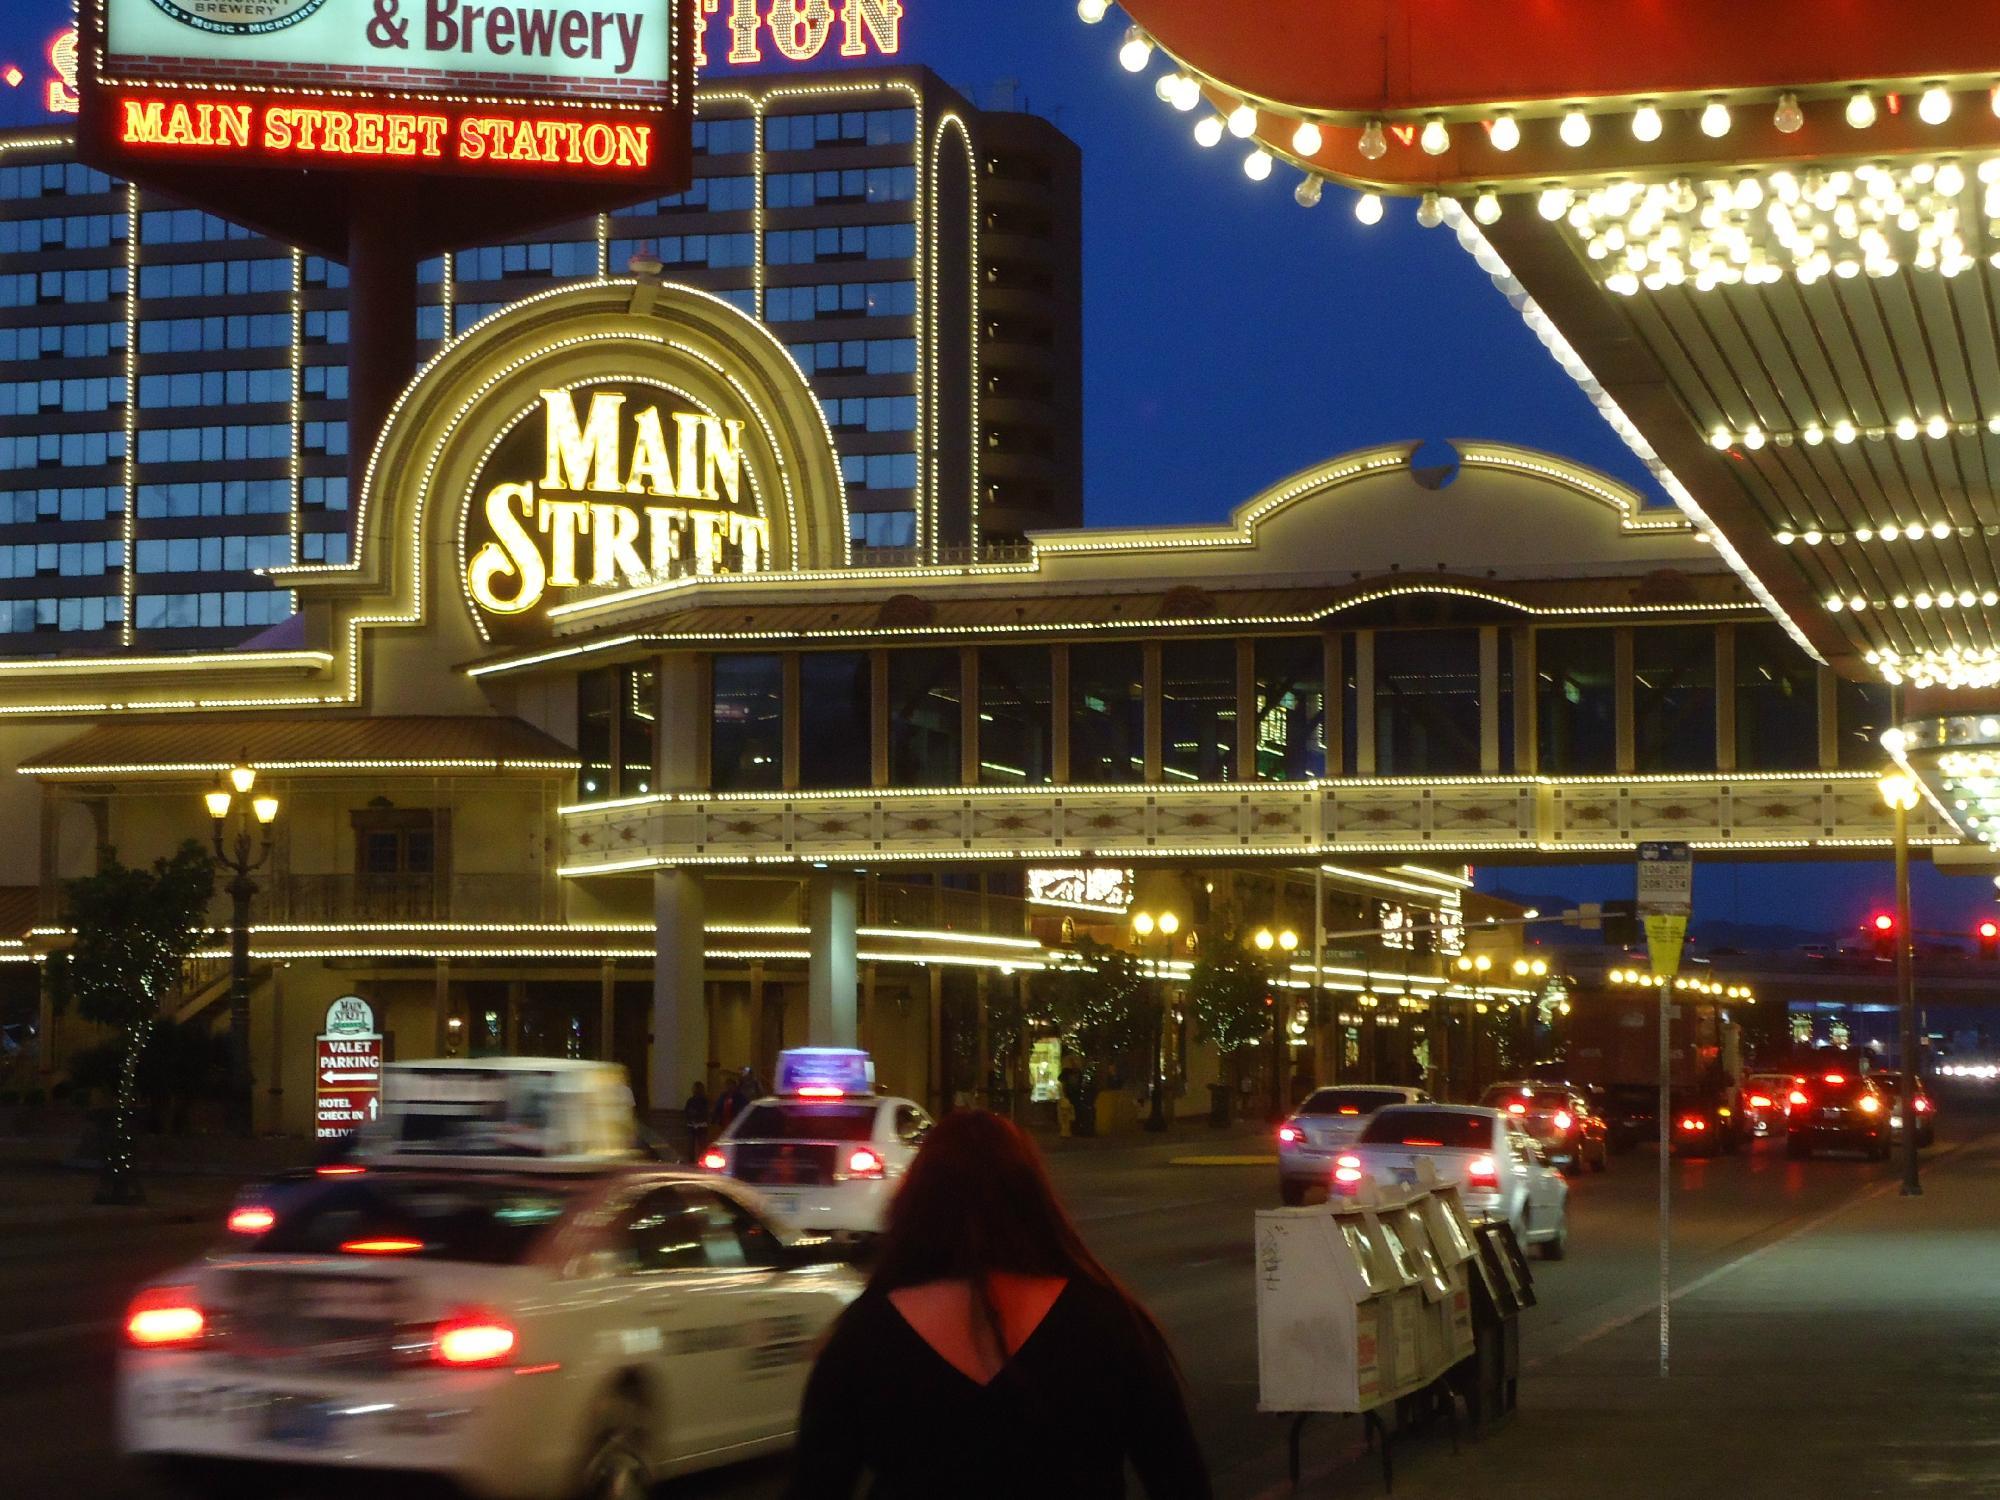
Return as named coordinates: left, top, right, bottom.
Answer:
left=1381, top=1197, right=1475, bottom=1375
left=1417, top=1184, right=1482, bottom=1363
left=1255, top=1207, right=1402, bottom=1415
left=1348, top=1200, right=1429, bottom=1397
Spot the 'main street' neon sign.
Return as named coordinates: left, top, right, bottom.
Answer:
left=696, top=0, right=903, bottom=67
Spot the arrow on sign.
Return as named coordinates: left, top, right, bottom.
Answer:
left=321, top=1068, right=380, bottom=1084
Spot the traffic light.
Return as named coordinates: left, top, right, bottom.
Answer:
left=1871, top=912, right=1895, bottom=961
left=1979, top=919, right=1999, bottom=960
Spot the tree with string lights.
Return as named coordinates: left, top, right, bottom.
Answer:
left=48, top=843, right=214, bottom=1206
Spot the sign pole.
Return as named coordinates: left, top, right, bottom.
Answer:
left=1637, top=843, right=1692, bottom=1380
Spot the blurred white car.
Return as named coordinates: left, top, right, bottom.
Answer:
left=1332, top=1103, right=1570, bottom=1258
left=119, top=1164, right=859, bottom=1499
left=1275, top=1085, right=1427, bottom=1204
left=704, top=1092, right=931, bottom=1237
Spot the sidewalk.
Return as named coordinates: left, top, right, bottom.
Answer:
left=1289, top=1136, right=2000, bottom=1499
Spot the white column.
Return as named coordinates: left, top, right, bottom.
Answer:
left=807, top=869, right=859, bottom=1046
left=650, top=868, right=707, bottom=1113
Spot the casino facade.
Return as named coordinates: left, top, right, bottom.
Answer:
left=5, top=275, right=1950, bottom=1132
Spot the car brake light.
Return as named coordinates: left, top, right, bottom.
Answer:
left=1467, top=1154, right=1499, bottom=1189
left=1678, top=1116, right=1706, bottom=1132
left=1747, top=1094, right=1773, bottom=1109
left=1403, top=1138, right=1443, bottom=1147
left=1277, top=1125, right=1301, bottom=1144
left=226, top=1205, right=275, bottom=1235
left=796, top=1086, right=844, bottom=1099
left=1915, top=1097, right=1932, bottom=1113
left=340, top=1237, right=423, bottom=1255
left=845, top=1147, right=884, bottom=1178
left=1857, top=1095, right=1882, bottom=1115
left=432, top=1310, right=517, bottom=1368
left=1787, top=1089, right=1809, bottom=1107
left=1552, top=1110, right=1575, bottom=1132
left=1823, top=1073, right=1846, bottom=1085
left=1332, top=1152, right=1364, bottom=1186
left=125, top=1286, right=205, bottom=1349
left=315, top=1164, right=365, bottom=1177
left=699, top=1150, right=727, bottom=1171
left=1506, top=1102, right=1527, bottom=1115
left=1338, top=1106, right=1360, bottom=1115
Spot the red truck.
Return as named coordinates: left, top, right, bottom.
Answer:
left=1559, top=989, right=1741, bottom=1154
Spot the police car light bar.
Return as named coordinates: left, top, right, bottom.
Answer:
left=776, top=1048, right=874, bottom=1098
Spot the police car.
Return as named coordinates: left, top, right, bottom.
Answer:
left=702, top=1049, right=930, bottom=1238
left=118, top=1059, right=861, bottom=1499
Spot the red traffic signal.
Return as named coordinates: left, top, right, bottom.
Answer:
left=1870, top=913, right=1895, bottom=960
left=1979, top=920, right=1999, bottom=960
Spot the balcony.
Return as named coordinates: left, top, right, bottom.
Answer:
left=258, top=873, right=549, bottom=924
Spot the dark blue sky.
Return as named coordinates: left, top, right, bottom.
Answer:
left=1, top=0, right=1992, bottom=937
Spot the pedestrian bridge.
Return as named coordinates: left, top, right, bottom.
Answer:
left=533, top=442, right=1960, bottom=876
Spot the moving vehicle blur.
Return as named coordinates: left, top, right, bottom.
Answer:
left=1669, top=1087, right=1742, bottom=1158
left=1785, top=1072, right=1892, bottom=1160
left=1476, top=1080, right=1608, bottom=1174
left=1738, top=1072, right=1799, bottom=1140
left=1275, top=1084, right=1427, bottom=1204
left=1333, top=1104, right=1570, bottom=1259
left=1866, top=1069, right=1936, bottom=1148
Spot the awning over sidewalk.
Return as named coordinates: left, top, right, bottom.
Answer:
left=18, top=716, right=578, bottom=779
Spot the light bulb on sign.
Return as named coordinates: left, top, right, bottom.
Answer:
left=1488, top=112, right=1520, bottom=151
left=1117, top=27, right=1152, bottom=72
left=1559, top=108, right=1591, bottom=147
left=1416, top=191, right=1443, bottom=228
left=1227, top=102, right=1257, bottom=138
left=1170, top=75, right=1200, bottom=111
left=1354, top=192, right=1384, bottom=225
left=1292, top=120, right=1322, bottom=155
left=1294, top=174, right=1323, bottom=208
left=1420, top=117, right=1449, bottom=155
left=1774, top=92, right=1804, bottom=133
left=1243, top=148, right=1273, bottom=181
left=1075, top=0, right=1109, bottom=22
left=1700, top=99, right=1732, bottom=137
left=1846, top=89, right=1877, bottom=128
left=1472, top=190, right=1501, bottom=224
left=1358, top=118, right=1387, bottom=160
left=1631, top=104, right=1662, bottom=142
left=1193, top=115, right=1224, bottom=148
left=1918, top=84, right=1951, bottom=124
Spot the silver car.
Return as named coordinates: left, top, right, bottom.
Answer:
left=1334, top=1103, right=1570, bottom=1259
left=1276, top=1085, right=1428, bottom=1204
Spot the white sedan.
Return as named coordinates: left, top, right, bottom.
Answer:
left=119, top=1164, right=859, bottom=1499
left=1275, top=1085, right=1428, bottom=1204
left=1332, top=1103, right=1570, bottom=1259
left=704, top=1092, right=931, bottom=1237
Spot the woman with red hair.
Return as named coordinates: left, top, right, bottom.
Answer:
left=786, top=1110, right=1209, bottom=1498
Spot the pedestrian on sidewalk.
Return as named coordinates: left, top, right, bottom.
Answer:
left=785, top=1110, right=1210, bottom=1499
left=714, top=1071, right=749, bottom=1133
left=682, top=1079, right=711, bottom=1159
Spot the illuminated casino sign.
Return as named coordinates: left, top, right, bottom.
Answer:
left=461, top=381, right=770, bottom=639
left=694, top=0, right=904, bottom=67
left=76, top=0, right=692, bottom=184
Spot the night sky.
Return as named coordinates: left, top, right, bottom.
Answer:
left=1, top=0, right=1992, bottom=939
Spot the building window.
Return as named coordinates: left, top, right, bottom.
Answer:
left=1254, top=637, right=1326, bottom=781
left=578, top=667, right=615, bottom=800
left=620, top=664, right=657, bottom=797
left=1374, top=630, right=1481, bottom=776
left=1536, top=628, right=1617, bottom=774
left=711, top=654, right=783, bottom=791
left=1070, top=644, right=1144, bottom=783
left=978, top=646, right=1052, bottom=785
left=1160, top=640, right=1237, bottom=782
left=889, top=649, right=963, bottom=786
left=1836, top=678, right=1892, bottom=770
left=798, top=652, right=873, bottom=790
left=1633, top=626, right=1716, bottom=773
left=1734, top=623, right=1818, bottom=771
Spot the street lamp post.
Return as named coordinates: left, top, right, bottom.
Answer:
left=1133, top=909, right=1178, bottom=1132
left=1879, top=766, right=1922, bottom=1197
left=1254, top=926, right=1298, bottom=1119
left=206, top=760, right=279, bottom=1136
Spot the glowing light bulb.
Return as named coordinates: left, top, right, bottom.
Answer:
left=1560, top=108, right=1591, bottom=147
left=1538, top=187, right=1572, bottom=220
left=1416, top=191, right=1443, bottom=228
left=1227, top=102, right=1257, bottom=138
left=1294, top=174, right=1323, bottom=208
left=1700, top=99, right=1731, bottom=138
left=1193, top=115, right=1224, bottom=148
left=1358, top=118, right=1387, bottom=160
left=1631, top=104, right=1662, bottom=142
left=1420, top=117, right=1450, bottom=155
left=1292, top=121, right=1322, bottom=155
left=1896, top=416, right=1919, bottom=441
left=1243, top=148, right=1273, bottom=181
left=1075, top=0, right=1109, bottom=21
left=1488, top=112, right=1519, bottom=151
left=1919, top=84, right=1952, bottom=125
left=1833, top=421, right=1857, bottom=444
left=1774, top=92, right=1804, bottom=133
left=1926, top=416, right=1950, bottom=440
left=1354, top=192, right=1384, bottom=226
left=1117, top=27, right=1152, bottom=72
left=1472, top=190, right=1501, bottom=225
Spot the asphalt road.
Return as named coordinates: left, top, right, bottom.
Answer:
left=4, top=1103, right=1983, bottom=1498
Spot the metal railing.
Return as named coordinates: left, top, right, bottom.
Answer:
left=865, top=882, right=1029, bottom=938
left=254, top=873, right=549, bottom=924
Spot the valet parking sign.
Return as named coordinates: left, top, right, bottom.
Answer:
left=315, top=995, right=384, bottom=1141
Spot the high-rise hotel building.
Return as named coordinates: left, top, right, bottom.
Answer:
left=0, top=67, right=1082, bottom=654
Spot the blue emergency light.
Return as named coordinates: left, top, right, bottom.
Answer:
left=775, top=1048, right=874, bottom=1098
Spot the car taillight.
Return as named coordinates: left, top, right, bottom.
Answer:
left=1332, top=1152, right=1364, bottom=1187
left=432, top=1310, right=517, bottom=1369
left=1915, top=1097, right=1933, bottom=1113
left=1506, top=1102, right=1527, bottom=1115
left=1277, top=1124, right=1302, bottom=1144
left=1747, top=1094, right=1773, bottom=1109
left=845, top=1147, right=884, bottom=1179
left=1823, top=1073, right=1846, bottom=1085
left=340, top=1237, right=424, bottom=1255
left=1678, top=1116, right=1706, bottom=1132
left=315, top=1164, right=365, bottom=1177
left=125, top=1286, right=206, bottom=1349
left=699, top=1150, right=727, bottom=1171
left=226, top=1205, right=275, bottom=1235
left=1787, top=1089, right=1809, bottom=1107
left=1467, top=1154, right=1499, bottom=1190
left=1856, top=1095, right=1882, bottom=1115
left=1552, top=1110, right=1575, bottom=1132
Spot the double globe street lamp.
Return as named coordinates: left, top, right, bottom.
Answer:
left=1253, top=927, right=1298, bottom=1118
left=1132, top=909, right=1180, bottom=1131
left=205, top=760, right=279, bottom=1135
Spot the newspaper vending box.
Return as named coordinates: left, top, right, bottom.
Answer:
left=1255, top=1205, right=1411, bottom=1415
